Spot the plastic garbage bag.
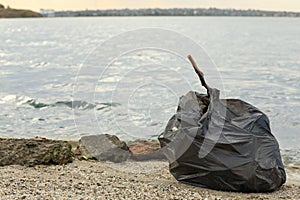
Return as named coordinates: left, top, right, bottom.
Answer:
left=158, top=56, right=286, bottom=192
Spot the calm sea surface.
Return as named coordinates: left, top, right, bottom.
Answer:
left=0, top=17, right=299, bottom=164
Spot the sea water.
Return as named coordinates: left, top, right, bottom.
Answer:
left=0, top=17, right=299, bottom=164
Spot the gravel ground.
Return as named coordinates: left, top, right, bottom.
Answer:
left=0, top=160, right=299, bottom=200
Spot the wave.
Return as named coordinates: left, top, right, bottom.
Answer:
left=0, top=95, right=120, bottom=110
left=32, top=100, right=121, bottom=110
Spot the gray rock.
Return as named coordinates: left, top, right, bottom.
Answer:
left=0, top=138, right=73, bottom=166
left=80, top=134, right=132, bottom=163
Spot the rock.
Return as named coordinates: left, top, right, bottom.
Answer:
left=79, top=134, right=131, bottom=163
left=128, top=140, right=166, bottom=161
left=0, top=138, right=73, bottom=166
left=128, top=140, right=160, bottom=154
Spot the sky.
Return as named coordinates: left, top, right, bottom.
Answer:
left=1, top=0, right=300, bottom=12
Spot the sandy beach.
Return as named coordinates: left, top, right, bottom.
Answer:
left=1, top=160, right=299, bottom=200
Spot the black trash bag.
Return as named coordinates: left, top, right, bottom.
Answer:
left=158, top=87, right=286, bottom=192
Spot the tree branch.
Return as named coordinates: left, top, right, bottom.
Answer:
left=187, top=55, right=210, bottom=93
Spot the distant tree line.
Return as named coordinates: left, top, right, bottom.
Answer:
left=49, top=8, right=300, bottom=17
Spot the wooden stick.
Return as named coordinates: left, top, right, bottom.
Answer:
left=187, top=55, right=210, bottom=92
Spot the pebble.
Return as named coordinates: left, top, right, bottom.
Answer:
left=0, top=160, right=299, bottom=199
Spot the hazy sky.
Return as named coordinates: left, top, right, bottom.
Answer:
left=1, top=0, right=300, bottom=12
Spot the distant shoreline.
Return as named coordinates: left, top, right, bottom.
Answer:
left=42, top=8, right=300, bottom=18
left=0, top=7, right=42, bottom=18
left=1, top=7, right=299, bottom=18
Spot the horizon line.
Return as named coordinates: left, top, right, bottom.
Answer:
left=39, top=7, right=300, bottom=13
